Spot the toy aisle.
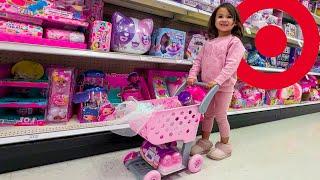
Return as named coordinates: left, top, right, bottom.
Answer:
left=0, top=0, right=319, bottom=180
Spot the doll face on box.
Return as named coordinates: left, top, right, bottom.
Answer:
left=112, top=12, right=153, bottom=54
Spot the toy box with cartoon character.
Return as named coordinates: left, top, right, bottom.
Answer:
left=276, top=46, right=297, bottom=69
left=89, top=20, right=112, bottom=52
left=230, top=81, right=265, bottom=109
left=149, top=28, right=186, bottom=60
left=185, top=31, right=207, bottom=62
left=0, top=20, right=43, bottom=38
left=46, top=67, right=75, bottom=123
left=299, top=75, right=320, bottom=101
left=265, top=83, right=302, bottom=105
left=111, top=12, right=153, bottom=55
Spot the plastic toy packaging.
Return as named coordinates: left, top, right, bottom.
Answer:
left=277, top=83, right=302, bottom=105
left=46, top=68, right=74, bottom=122
left=140, top=140, right=182, bottom=173
left=247, top=50, right=266, bottom=67
left=73, top=87, right=116, bottom=123
left=230, top=81, right=265, bottom=109
left=152, top=76, right=170, bottom=99
left=311, top=57, right=320, bottom=73
left=111, top=12, right=154, bottom=55
left=81, top=70, right=107, bottom=90
left=276, top=47, right=297, bottom=69
left=221, top=0, right=243, bottom=6
left=45, top=28, right=85, bottom=43
left=89, top=20, right=112, bottom=52
left=149, top=28, right=186, bottom=60
left=53, top=0, right=86, bottom=20
left=185, top=31, right=206, bottom=62
left=0, top=20, right=43, bottom=38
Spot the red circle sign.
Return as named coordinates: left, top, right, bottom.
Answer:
left=237, top=0, right=320, bottom=90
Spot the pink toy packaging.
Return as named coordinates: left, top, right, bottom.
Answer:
left=149, top=28, right=186, bottom=60
left=0, top=0, right=88, bottom=28
left=106, top=72, right=151, bottom=103
left=277, top=83, right=302, bottom=105
left=0, top=20, right=43, bottom=38
left=230, top=81, right=265, bottom=109
left=45, top=28, right=85, bottom=43
left=89, top=20, right=112, bottom=52
left=299, top=75, right=320, bottom=101
left=185, top=31, right=207, bottom=62
left=46, top=68, right=75, bottom=123
left=140, top=69, right=188, bottom=99
left=53, top=0, right=86, bottom=21
left=111, top=12, right=154, bottom=55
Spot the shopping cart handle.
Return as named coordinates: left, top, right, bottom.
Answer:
left=199, top=85, right=219, bottom=114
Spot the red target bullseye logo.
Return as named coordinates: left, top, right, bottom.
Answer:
left=237, top=0, right=320, bottom=90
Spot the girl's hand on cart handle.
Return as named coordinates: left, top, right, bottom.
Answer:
left=206, top=81, right=217, bottom=89
left=187, top=78, right=196, bottom=86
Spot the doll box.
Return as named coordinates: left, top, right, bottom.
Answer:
left=0, top=20, right=43, bottom=38
left=149, top=28, right=186, bottom=60
left=89, top=20, right=112, bottom=52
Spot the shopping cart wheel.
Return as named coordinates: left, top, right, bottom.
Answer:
left=143, top=170, right=161, bottom=180
left=123, top=151, right=138, bottom=165
left=188, top=154, right=203, bottom=173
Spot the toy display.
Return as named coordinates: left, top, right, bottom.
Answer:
left=0, top=62, right=48, bottom=126
left=174, top=0, right=220, bottom=13
left=0, top=20, right=43, bottom=38
left=44, top=28, right=85, bottom=43
left=111, top=12, right=153, bottom=54
left=185, top=31, right=206, bottom=62
left=230, top=81, right=265, bottom=109
left=89, top=20, right=112, bottom=52
left=46, top=68, right=74, bottom=122
left=149, top=28, right=186, bottom=60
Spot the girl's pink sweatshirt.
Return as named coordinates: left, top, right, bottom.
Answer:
left=188, top=34, right=246, bottom=92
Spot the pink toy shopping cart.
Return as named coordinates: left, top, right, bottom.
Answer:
left=122, top=82, right=219, bottom=180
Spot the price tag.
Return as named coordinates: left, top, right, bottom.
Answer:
left=26, top=134, right=39, bottom=141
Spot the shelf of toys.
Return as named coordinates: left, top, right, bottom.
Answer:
left=0, top=0, right=319, bottom=146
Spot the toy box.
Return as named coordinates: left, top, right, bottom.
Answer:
left=111, top=12, right=153, bottom=55
left=0, top=20, right=43, bottom=38
left=0, top=0, right=88, bottom=28
left=174, top=0, right=220, bottom=12
left=138, top=69, right=188, bottom=99
left=230, top=81, right=265, bottom=109
left=283, top=23, right=297, bottom=39
left=149, top=28, right=186, bottom=60
left=46, top=68, right=75, bottom=123
left=84, top=0, right=104, bottom=24
left=45, top=28, right=85, bottom=43
left=276, top=47, right=296, bottom=69
left=185, top=31, right=206, bottom=62
left=89, top=20, right=112, bottom=52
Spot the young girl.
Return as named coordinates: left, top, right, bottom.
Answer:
left=188, top=3, right=246, bottom=160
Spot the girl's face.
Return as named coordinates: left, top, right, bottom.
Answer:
left=215, top=7, right=235, bottom=37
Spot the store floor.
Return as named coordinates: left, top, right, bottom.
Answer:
left=1, top=112, right=320, bottom=180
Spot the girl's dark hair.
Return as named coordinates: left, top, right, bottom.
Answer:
left=208, top=3, right=244, bottom=40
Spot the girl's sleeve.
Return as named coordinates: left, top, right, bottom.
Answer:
left=188, top=43, right=205, bottom=79
left=214, top=38, right=246, bottom=86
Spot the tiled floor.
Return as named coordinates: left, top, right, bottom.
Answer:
left=1, top=112, right=320, bottom=180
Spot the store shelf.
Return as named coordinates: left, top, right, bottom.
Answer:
left=0, top=42, right=192, bottom=65
left=1, top=100, right=319, bottom=145
left=104, top=0, right=210, bottom=26
left=0, top=79, right=49, bottom=88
